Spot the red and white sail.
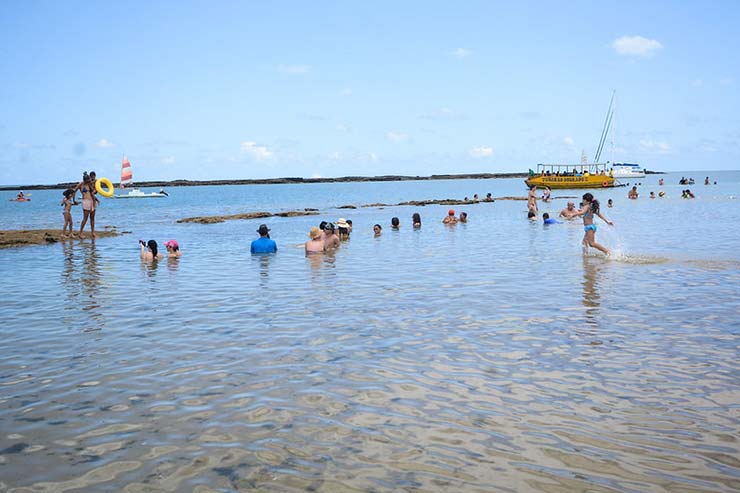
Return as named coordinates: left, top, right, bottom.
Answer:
left=120, top=156, right=133, bottom=188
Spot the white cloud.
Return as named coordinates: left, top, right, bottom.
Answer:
left=161, top=156, right=175, bottom=165
left=368, top=152, right=378, bottom=162
left=692, top=79, right=703, bottom=87
left=97, top=138, right=114, bottom=148
left=277, top=64, right=310, bottom=74
left=719, top=77, right=733, bottom=86
left=612, top=35, right=663, bottom=57
left=469, top=145, right=493, bottom=158
left=452, top=47, right=472, bottom=58
left=386, top=131, right=409, bottom=143
left=311, top=173, right=323, bottom=178
left=240, top=141, right=273, bottom=160
left=563, top=137, right=574, bottom=146
left=639, top=139, right=671, bottom=154
left=420, top=107, right=465, bottom=120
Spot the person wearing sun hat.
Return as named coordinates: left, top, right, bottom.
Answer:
left=443, top=209, right=458, bottom=224
left=251, top=224, right=277, bottom=254
left=336, top=218, right=351, bottom=239
left=164, top=239, right=182, bottom=258
left=305, top=227, right=324, bottom=254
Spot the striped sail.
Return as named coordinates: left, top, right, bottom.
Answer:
left=120, top=157, right=133, bottom=187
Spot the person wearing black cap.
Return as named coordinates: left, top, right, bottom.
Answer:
left=251, top=224, right=277, bottom=253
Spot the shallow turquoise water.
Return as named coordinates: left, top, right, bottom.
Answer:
left=0, top=172, right=738, bottom=492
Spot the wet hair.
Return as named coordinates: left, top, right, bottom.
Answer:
left=63, top=188, right=73, bottom=198
left=527, top=211, right=536, bottom=218
left=373, top=224, right=382, bottom=231
left=89, top=171, right=96, bottom=178
left=319, top=221, right=327, bottom=230
left=412, top=212, right=421, bottom=225
left=147, top=240, right=159, bottom=258
left=391, top=217, right=400, bottom=227
left=582, top=192, right=600, bottom=214
left=543, top=212, right=550, bottom=219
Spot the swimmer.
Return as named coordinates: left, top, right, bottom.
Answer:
left=650, top=191, right=655, bottom=199
left=412, top=212, right=421, bottom=228
left=373, top=224, right=382, bottom=236
left=443, top=209, right=457, bottom=224
left=542, top=212, right=560, bottom=224
left=459, top=212, right=467, bottom=223
left=575, top=192, right=613, bottom=256
left=559, top=201, right=578, bottom=219
left=305, top=227, right=324, bottom=253
left=323, top=222, right=340, bottom=250
left=164, top=240, right=182, bottom=258
left=607, top=199, right=613, bottom=208
left=391, top=217, right=400, bottom=229
left=140, top=239, right=164, bottom=261
left=628, top=186, right=638, bottom=199
left=527, top=211, right=537, bottom=221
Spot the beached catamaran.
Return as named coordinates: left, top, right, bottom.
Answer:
left=114, top=156, right=167, bottom=199
left=525, top=91, right=629, bottom=189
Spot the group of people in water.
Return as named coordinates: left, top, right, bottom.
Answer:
left=527, top=189, right=614, bottom=255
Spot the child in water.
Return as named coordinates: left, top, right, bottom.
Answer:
left=575, top=193, right=613, bottom=256
left=60, top=189, right=78, bottom=237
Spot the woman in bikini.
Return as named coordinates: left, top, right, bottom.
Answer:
left=74, top=171, right=97, bottom=238
left=575, top=192, right=613, bottom=256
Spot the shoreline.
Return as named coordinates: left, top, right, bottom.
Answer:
left=0, top=172, right=528, bottom=191
left=0, top=169, right=666, bottom=191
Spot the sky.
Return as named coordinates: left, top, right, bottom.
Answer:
left=1, top=1, right=739, bottom=185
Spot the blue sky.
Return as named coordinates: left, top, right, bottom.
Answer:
left=1, top=1, right=738, bottom=185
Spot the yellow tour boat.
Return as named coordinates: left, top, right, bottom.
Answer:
left=524, top=163, right=617, bottom=189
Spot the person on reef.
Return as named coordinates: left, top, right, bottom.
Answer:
left=251, top=224, right=277, bottom=253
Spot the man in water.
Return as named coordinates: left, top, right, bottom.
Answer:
left=628, top=186, right=639, bottom=199
left=250, top=224, right=277, bottom=253
left=542, top=212, right=560, bottom=224
left=559, top=201, right=578, bottom=219
left=322, top=222, right=340, bottom=250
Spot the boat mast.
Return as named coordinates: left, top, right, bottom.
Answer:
left=594, top=90, right=615, bottom=163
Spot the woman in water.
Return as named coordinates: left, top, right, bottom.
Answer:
left=575, top=192, right=613, bottom=256
left=140, top=240, right=164, bottom=261
left=74, top=171, right=97, bottom=238
left=412, top=212, right=421, bottom=228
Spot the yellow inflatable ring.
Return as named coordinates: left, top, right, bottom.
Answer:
left=95, top=177, right=114, bottom=197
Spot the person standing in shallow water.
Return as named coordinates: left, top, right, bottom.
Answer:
left=74, top=171, right=98, bottom=239
left=575, top=192, right=613, bottom=256
left=412, top=212, right=421, bottom=228
left=251, top=224, right=277, bottom=253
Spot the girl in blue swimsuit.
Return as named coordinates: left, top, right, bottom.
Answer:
left=576, top=192, right=613, bottom=256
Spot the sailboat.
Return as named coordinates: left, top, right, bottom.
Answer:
left=524, top=91, right=635, bottom=189
left=113, top=156, right=168, bottom=199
